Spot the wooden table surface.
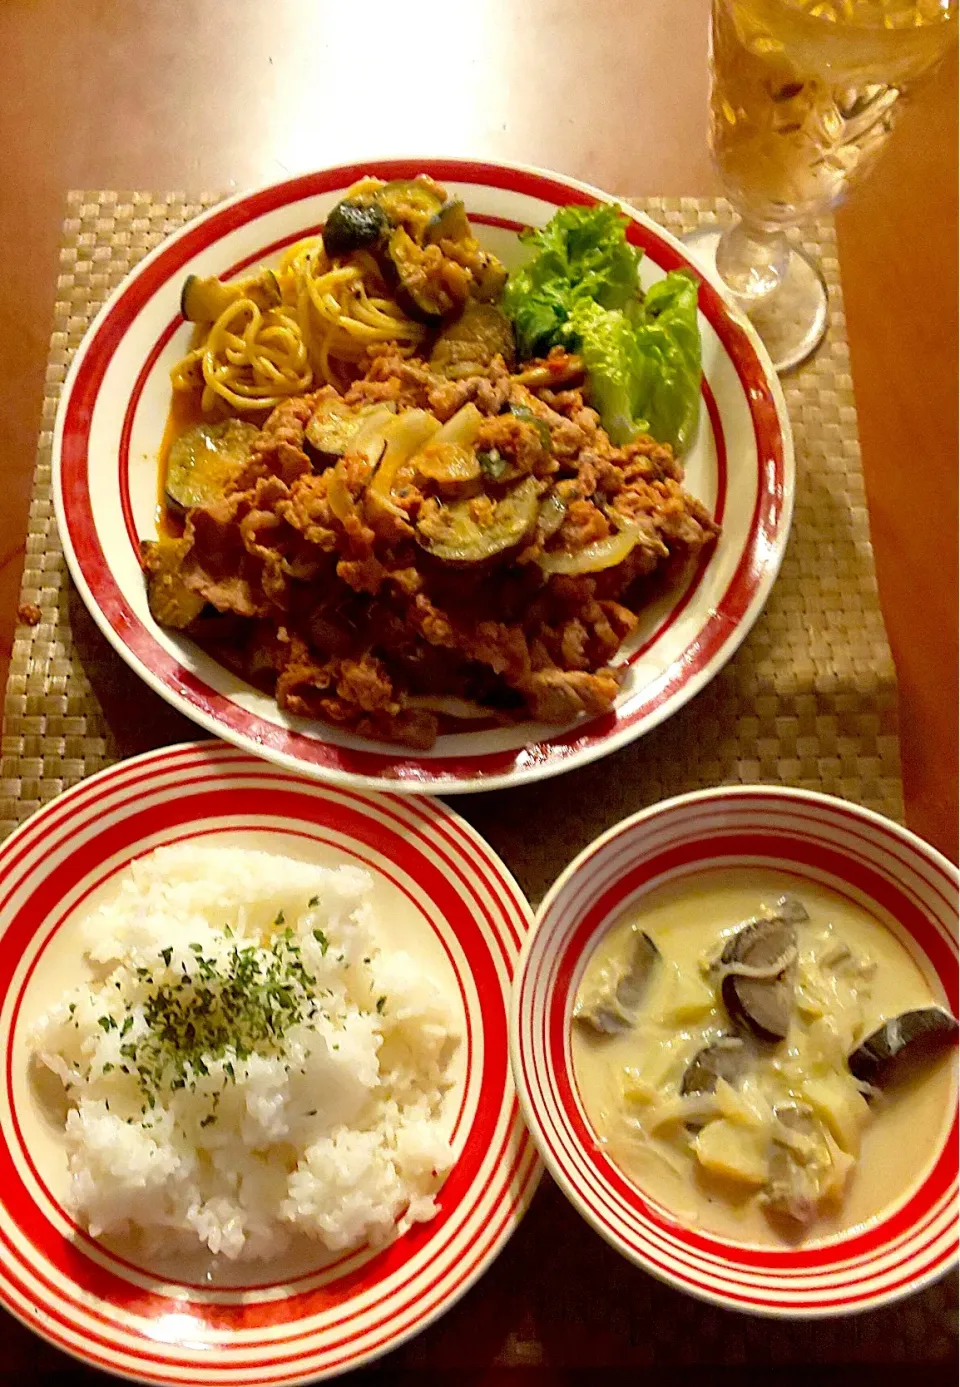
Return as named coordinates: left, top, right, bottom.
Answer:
left=0, top=2, right=956, bottom=1383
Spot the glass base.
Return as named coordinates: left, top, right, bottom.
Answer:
left=683, top=226, right=828, bottom=374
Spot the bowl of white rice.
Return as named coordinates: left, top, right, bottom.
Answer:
left=1, top=742, right=538, bottom=1383
left=31, top=842, right=462, bottom=1266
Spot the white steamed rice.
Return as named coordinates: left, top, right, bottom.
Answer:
left=31, top=844, right=460, bottom=1262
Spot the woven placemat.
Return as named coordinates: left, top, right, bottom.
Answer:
left=3, top=194, right=953, bottom=1374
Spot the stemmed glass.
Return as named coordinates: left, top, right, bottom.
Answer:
left=685, top=0, right=958, bottom=372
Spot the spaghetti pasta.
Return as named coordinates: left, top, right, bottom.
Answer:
left=171, top=232, right=427, bottom=410
left=171, top=297, right=312, bottom=414
left=279, top=237, right=425, bottom=388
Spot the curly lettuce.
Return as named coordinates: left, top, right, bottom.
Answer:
left=502, top=204, right=702, bottom=454
left=501, top=204, right=642, bottom=359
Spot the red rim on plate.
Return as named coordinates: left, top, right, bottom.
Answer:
left=510, top=785, right=959, bottom=1318
left=52, top=157, right=794, bottom=793
left=0, top=742, right=540, bottom=1383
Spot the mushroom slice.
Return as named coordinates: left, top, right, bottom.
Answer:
left=719, top=897, right=807, bottom=1042
left=574, top=929, right=661, bottom=1036
left=680, top=1036, right=750, bottom=1097
left=848, top=1007, right=959, bottom=1091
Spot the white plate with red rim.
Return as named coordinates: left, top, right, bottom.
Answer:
left=509, top=785, right=959, bottom=1318
left=0, top=741, right=540, bottom=1384
left=52, top=156, right=794, bottom=794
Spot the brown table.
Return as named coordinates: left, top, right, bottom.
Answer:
left=0, top=2, right=956, bottom=1382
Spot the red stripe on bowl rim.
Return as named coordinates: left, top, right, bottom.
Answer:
left=54, top=157, right=791, bottom=794
left=0, top=744, right=541, bottom=1381
left=510, top=785, right=959, bottom=1317
left=0, top=1138, right=540, bottom=1384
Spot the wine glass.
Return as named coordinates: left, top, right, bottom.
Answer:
left=685, top=0, right=958, bottom=372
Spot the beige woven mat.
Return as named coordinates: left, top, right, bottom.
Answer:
left=1, top=192, right=903, bottom=870
left=3, top=193, right=953, bottom=1372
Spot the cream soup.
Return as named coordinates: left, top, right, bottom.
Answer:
left=570, top=868, right=958, bottom=1245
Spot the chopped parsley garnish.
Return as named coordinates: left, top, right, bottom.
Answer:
left=81, top=920, right=389, bottom=1132
left=97, top=936, right=327, bottom=1121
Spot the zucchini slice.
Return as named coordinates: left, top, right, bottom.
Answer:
left=165, top=419, right=259, bottom=512
left=180, top=269, right=281, bottom=323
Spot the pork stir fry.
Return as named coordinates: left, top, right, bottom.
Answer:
left=143, top=347, right=717, bottom=748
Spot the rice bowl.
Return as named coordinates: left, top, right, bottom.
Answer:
left=30, top=843, right=461, bottom=1264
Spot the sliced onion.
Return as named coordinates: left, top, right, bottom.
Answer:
left=536, top=522, right=642, bottom=577
left=429, top=401, right=484, bottom=450
left=327, top=463, right=357, bottom=524
left=537, top=491, right=567, bottom=539
left=367, top=409, right=442, bottom=512
left=347, top=403, right=399, bottom=465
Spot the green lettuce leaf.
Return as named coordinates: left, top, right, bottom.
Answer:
left=566, top=271, right=702, bottom=453
left=501, top=203, right=702, bottom=453
left=501, top=204, right=642, bottom=359
left=566, top=299, right=648, bottom=446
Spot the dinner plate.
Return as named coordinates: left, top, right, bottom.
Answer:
left=0, top=741, right=539, bottom=1384
left=510, top=786, right=959, bottom=1317
left=53, top=157, right=794, bottom=793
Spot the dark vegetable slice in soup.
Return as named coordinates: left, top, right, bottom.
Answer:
left=680, top=1036, right=750, bottom=1096
left=849, top=1007, right=959, bottom=1091
left=574, top=930, right=661, bottom=1036
left=720, top=896, right=808, bottom=1041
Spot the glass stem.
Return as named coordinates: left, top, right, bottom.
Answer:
left=714, top=219, right=791, bottom=307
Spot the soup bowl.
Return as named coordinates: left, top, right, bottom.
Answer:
left=509, top=785, right=959, bottom=1317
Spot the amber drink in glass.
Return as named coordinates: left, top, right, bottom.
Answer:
left=686, top=0, right=957, bottom=371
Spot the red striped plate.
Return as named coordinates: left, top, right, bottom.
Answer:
left=0, top=742, right=539, bottom=1382
left=510, top=786, right=959, bottom=1317
left=52, top=157, right=793, bottom=793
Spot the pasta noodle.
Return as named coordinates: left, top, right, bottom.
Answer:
left=172, top=298, right=312, bottom=414
left=171, top=234, right=426, bottom=411
left=278, top=238, right=425, bottom=390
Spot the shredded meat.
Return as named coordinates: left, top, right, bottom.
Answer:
left=143, top=348, right=718, bottom=747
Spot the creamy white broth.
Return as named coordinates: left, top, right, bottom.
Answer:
left=570, top=868, right=957, bottom=1246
